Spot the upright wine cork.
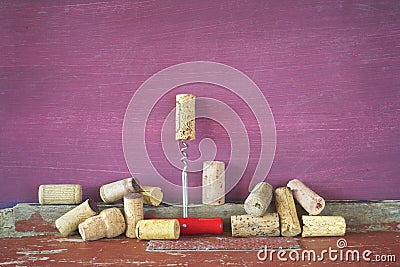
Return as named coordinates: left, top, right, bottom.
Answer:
left=55, top=199, right=98, bottom=236
left=202, top=161, right=225, bottom=205
left=78, top=208, right=126, bottom=241
left=231, top=213, right=280, bottom=237
left=124, top=193, right=144, bottom=238
left=39, top=184, right=82, bottom=204
left=141, top=186, right=163, bottom=206
left=136, top=219, right=180, bottom=240
left=244, top=182, right=273, bottom=217
left=175, top=94, right=196, bottom=141
left=287, top=178, right=325, bottom=215
left=275, top=187, right=302, bottom=237
left=302, top=215, right=346, bottom=237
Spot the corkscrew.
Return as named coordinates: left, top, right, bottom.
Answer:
left=175, top=93, right=223, bottom=235
left=180, top=139, right=189, bottom=218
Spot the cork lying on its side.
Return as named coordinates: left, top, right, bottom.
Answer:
left=244, top=182, right=273, bottom=217
left=78, top=207, right=126, bottom=241
left=136, top=219, right=180, bottom=240
left=39, top=184, right=82, bottom=205
left=175, top=94, right=196, bottom=141
left=287, top=178, right=325, bottom=215
left=231, top=213, right=280, bottom=237
left=55, top=199, right=98, bottom=237
left=100, top=177, right=163, bottom=206
left=302, top=215, right=346, bottom=237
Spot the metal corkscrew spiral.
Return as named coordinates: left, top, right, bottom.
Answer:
left=180, top=140, right=189, bottom=218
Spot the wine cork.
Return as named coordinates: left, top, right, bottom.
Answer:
left=39, top=184, right=82, bottom=204
left=202, top=161, right=225, bottom=205
left=275, top=187, right=302, bottom=237
left=244, top=182, right=273, bottom=217
left=302, top=215, right=346, bottom=237
left=100, top=178, right=162, bottom=206
left=55, top=199, right=98, bottom=236
left=100, top=177, right=140, bottom=203
left=78, top=208, right=126, bottom=241
left=175, top=94, right=196, bottom=141
left=141, top=186, right=163, bottom=206
left=231, top=213, right=280, bottom=237
left=287, top=178, right=325, bottom=215
left=136, top=219, right=180, bottom=240
left=124, top=193, right=144, bottom=238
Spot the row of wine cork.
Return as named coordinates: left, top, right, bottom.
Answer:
left=38, top=177, right=163, bottom=206
left=231, top=213, right=346, bottom=238
left=38, top=166, right=225, bottom=207
left=55, top=197, right=344, bottom=240
left=55, top=194, right=179, bottom=241
left=243, top=179, right=325, bottom=217
left=274, top=186, right=345, bottom=237
left=236, top=179, right=345, bottom=237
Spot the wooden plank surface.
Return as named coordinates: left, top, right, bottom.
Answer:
left=1, top=201, right=399, bottom=238
left=1, top=1, right=400, bottom=208
left=0, top=232, right=398, bottom=266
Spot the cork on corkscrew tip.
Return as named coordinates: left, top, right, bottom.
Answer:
left=175, top=94, right=196, bottom=141
left=231, top=213, right=280, bottom=237
left=140, top=186, right=163, bottom=206
left=175, top=93, right=196, bottom=218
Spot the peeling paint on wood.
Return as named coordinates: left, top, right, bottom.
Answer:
left=0, top=232, right=398, bottom=266
left=15, top=212, right=58, bottom=233
left=147, top=236, right=299, bottom=251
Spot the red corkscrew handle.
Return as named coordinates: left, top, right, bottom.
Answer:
left=176, top=217, right=223, bottom=235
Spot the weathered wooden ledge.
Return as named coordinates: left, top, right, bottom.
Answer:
left=1, top=200, right=399, bottom=238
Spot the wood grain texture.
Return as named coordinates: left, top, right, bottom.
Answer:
left=0, top=1, right=399, bottom=208
left=0, top=232, right=398, bottom=266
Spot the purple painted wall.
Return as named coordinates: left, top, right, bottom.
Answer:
left=1, top=0, right=399, bottom=208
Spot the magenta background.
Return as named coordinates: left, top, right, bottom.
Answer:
left=1, top=1, right=399, bottom=208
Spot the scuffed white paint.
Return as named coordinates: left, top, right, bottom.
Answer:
left=16, top=248, right=67, bottom=255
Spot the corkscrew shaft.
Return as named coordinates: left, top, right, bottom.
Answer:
left=180, top=140, right=189, bottom=218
